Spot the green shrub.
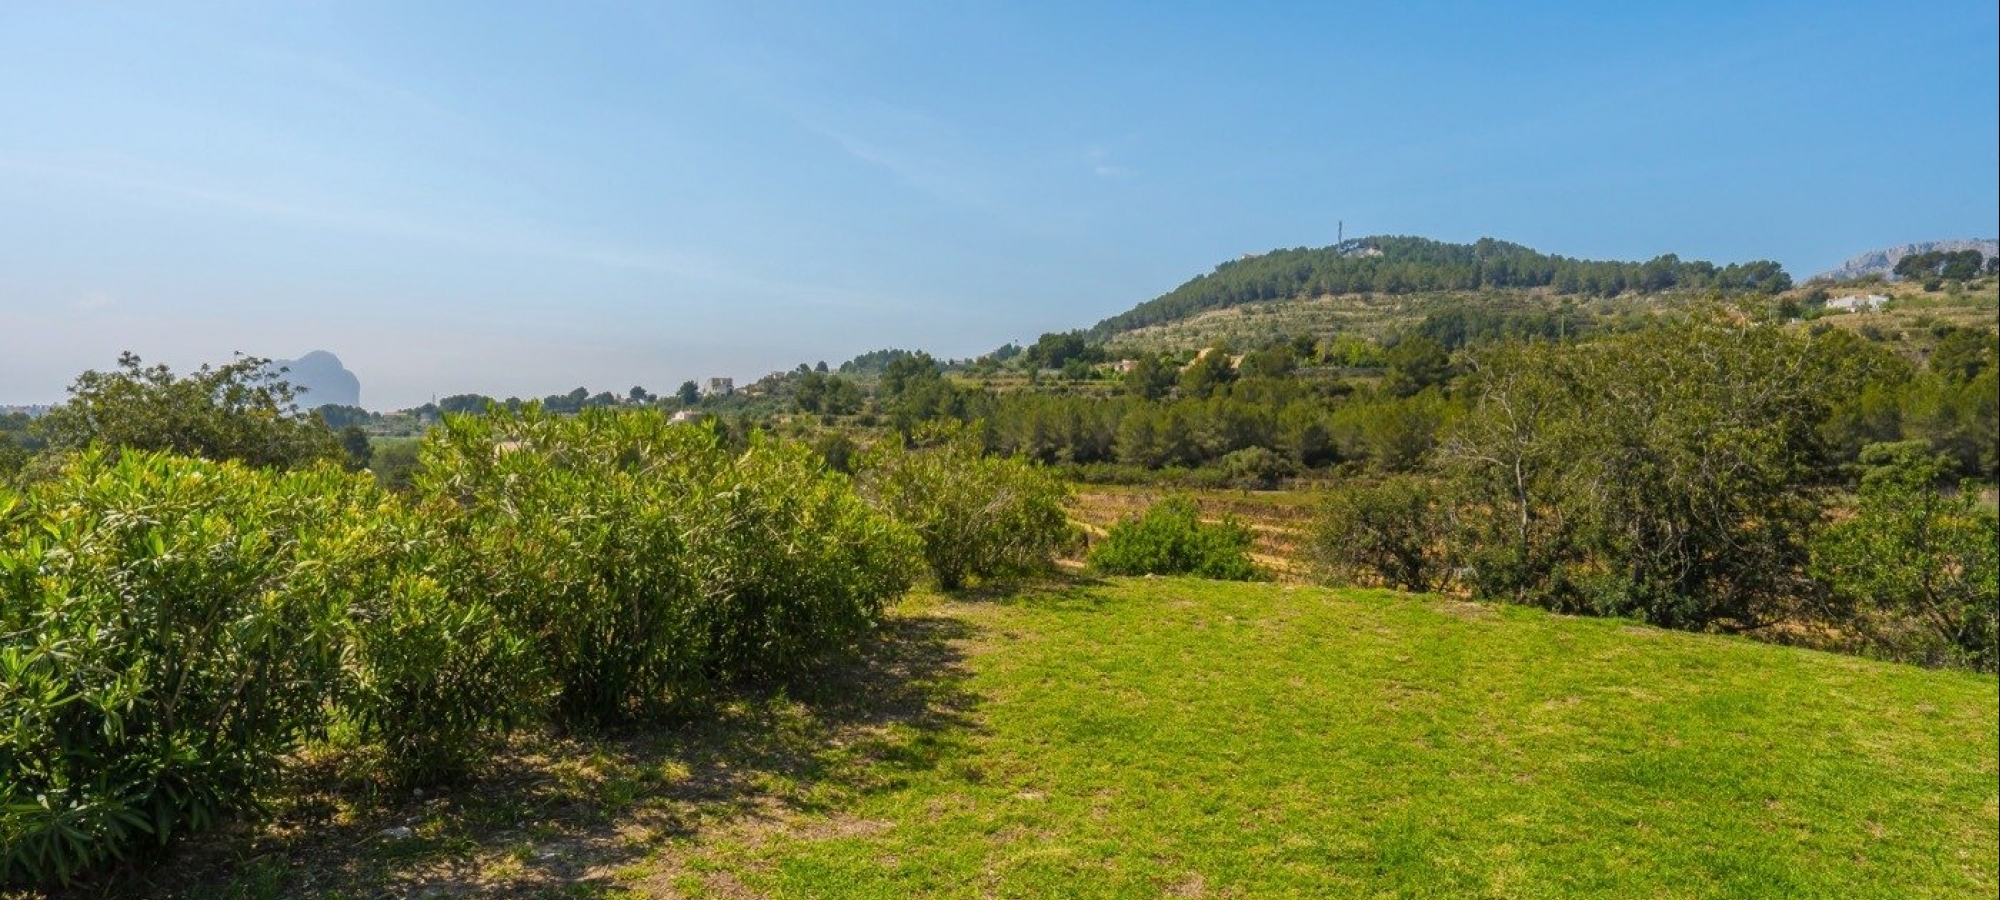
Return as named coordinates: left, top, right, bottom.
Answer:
left=414, top=408, right=723, bottom=727
left=414, top=407, right=918, bottom=728
left=684, top=435, right=918, bottom=682
left=0, top=407, right=929, bottom=884
left=0, top=452, right=366, bottom=885
left=339, top=498, right=543, bottom=785
left=1310, top=476, right=1453, bottom=592
left=346, top=575, right=538, bottom=785
left=1088, top=497, right=1261, bottom=581
left=1812, top=442, right=2000, bottom=671
left=860, top=426, right=1073, bottom=590
left=1215, top=446, right=1297, bottom=489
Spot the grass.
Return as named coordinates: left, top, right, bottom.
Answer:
left=663, top=580, right=1997, bottom=899
left=38, top=578, right=1996, bottom=899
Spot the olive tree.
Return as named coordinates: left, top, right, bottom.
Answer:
left=1442, top=313, right=1853, bottom=630
left=1812, top=442, right=1999, bottom=670
left=38, top=352, right=340, bottom=469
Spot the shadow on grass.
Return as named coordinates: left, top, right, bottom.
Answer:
left=62, top=612, right=981, bottom=900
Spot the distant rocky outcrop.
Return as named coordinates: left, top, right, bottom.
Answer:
left=267, top=350, right=361, bottom=409
left=1816, top=239, right=1998, bottom=282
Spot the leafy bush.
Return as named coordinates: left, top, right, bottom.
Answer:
left=1088, top=496, right=1261, bottom=581
left=36, top=352, right=340, bottom=470
left=414, top=408, right=917, bottom=728
left=1309, top=476, right=1453, bottom=592
left=0, top=452, right=366, bottom=885
left=1, top=408, right=930, bottom=883
left=1812, top=442, right=2000, bottom=671
left=415, top=408, right=721, bottom=728
left=337, top=495, right=544, bottom=785
left=684, top=435, right=918, bottom=682
left=860, top=426, right=1073, bottom=590
left=1215, top=446, right=1297, bottom=489
left=1441, top=315, right=1839, bottom=629
left=344, top=572, right=540, bottom=785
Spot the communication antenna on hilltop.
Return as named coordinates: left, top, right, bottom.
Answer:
left=1338, top=220, right=1344, bottom=245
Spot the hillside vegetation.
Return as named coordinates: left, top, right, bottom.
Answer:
left=1089, top=236, right=1790, bottom=338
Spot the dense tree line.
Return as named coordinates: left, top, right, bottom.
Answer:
left=1091, top=236, right=1792, bottom=336
left=779, top=316, right=1994, bottom=493
left=1310, top=312, right=1998, bottom=669
left=408, top=384, right=677, bottom=422
left=838, top=347, right=924, bottom=375
left=1893, top=248, right=1993, bottom=282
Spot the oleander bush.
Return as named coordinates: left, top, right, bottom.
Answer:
left=1087, top=496, right=1261, bottom=581
left=413, top=408, right=716, bottom=728
left=686, top=435, right=918, bottom=683
left=0, top=452, right=369, bottom=885
left=413, top=407, right=919, bottom=728
left=0, top=407, right=1020, bottom=885
left=336, top=494, right=545, bottom=786
left=859, top=425, right=1073, bottom=590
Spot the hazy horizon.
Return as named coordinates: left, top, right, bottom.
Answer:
left=4, top=1, right=1996, bottom=409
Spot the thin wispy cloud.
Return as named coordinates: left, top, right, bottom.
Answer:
left=797, top=107, right=990, bottom=208
left=1088, top=147, right=1135, bottom=179
left=0, top=155, right=913, bottom=315
left=0, top=155, right=470, bottom=244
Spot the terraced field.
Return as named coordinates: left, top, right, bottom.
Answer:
left=1068, top=486, right=1318, bottom=579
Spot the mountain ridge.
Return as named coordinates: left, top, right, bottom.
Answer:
left=1815, top=239, right=1999, bottom=282
left=1087, top=235, right=1791, bottom=339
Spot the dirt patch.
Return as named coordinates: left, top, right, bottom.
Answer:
left=1433, top=600, right=1496, bottom=620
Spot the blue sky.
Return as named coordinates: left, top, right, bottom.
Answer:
left=2, top=1, right=1995, bottom=408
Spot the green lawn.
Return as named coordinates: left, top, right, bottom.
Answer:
left=654, top=578, right=1997, bottom=899
left=99, top=577, right=1997, bottom=900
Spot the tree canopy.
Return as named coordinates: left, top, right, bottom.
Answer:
left=37, top=352, right=341, bottom=469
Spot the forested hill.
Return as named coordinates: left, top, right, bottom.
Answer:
left=1090, top=236, right=1792, bottom=337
